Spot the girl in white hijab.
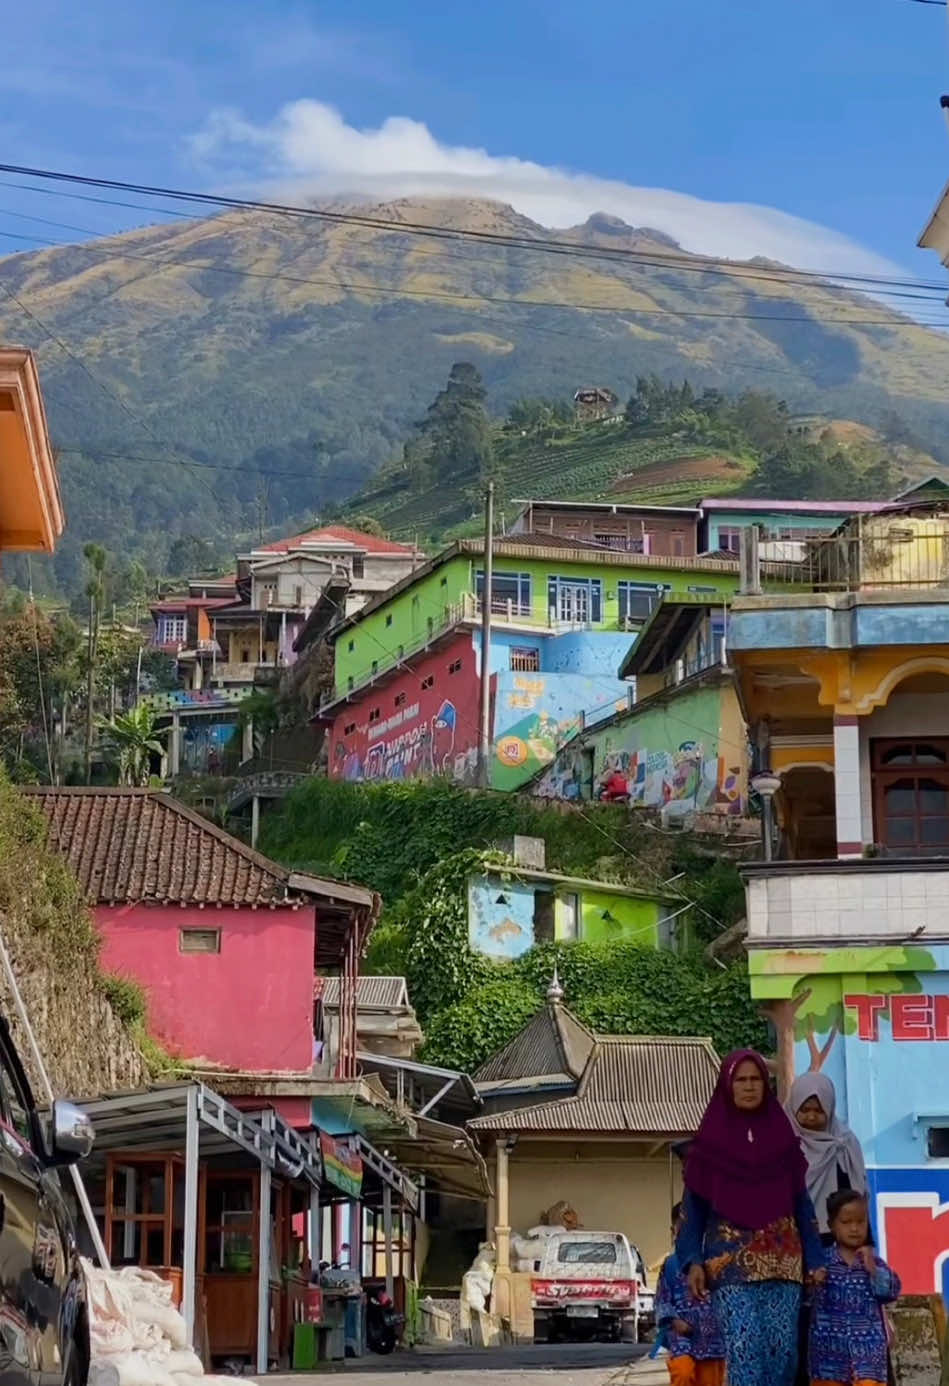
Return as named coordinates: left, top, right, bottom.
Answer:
left=788, top=1071, right=867, bottom=1243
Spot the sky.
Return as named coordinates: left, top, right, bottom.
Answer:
left=1, top=0, right=949, bottom=280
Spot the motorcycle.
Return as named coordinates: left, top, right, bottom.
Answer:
left=366, top=1288, right=403, bottom=1354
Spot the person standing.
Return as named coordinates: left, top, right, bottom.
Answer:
left=809, top=1190, right=900, bottom=1386
left=788, top=1072, right=867, bottom=1245
left=655, top=1203, right=725, bottom=1386
left=676, top=1049, right=826, bottom=1386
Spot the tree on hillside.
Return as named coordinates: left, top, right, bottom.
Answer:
left=99, top=704, right=164, bottom=786
left=82, top=543, right=108, bottom=785
left=418, top=362, right=494, bottom=485
left=166, top=535, right=224, bottom=578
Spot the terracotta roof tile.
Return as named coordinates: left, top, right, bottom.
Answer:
left=257, top=525, right=418, bottom=556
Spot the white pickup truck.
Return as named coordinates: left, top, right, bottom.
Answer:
left=528, top=1230, right=653, bottom=1344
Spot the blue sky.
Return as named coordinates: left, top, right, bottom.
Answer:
left=2, top=0, right=948, bottom=276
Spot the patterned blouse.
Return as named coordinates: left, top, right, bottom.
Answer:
left=677, top=1188, right=825, bottom=1287
left=808, top=1246, right=900, bottom=1385
left=655, top=1254, right=726, bottom=1360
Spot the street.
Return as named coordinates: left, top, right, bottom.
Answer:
left=262, top=1342, right=648, bottom=1386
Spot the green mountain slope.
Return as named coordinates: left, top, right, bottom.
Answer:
left=2, top=196, right=948, bottom=590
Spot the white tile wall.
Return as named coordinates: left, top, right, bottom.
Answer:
left=746, top=869, right=949, bottom=941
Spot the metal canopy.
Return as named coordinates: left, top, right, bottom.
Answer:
left=356, top=1051, right=481, bottom=1120
left=384, top=1117, right=492, bottom=1202
left=356, top=1135, right=420, bottom=1212
left=78, top=1083, right=279, bottom=1166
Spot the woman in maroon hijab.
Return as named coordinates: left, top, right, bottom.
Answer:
left=675, top=1050, right=826, bottom=1386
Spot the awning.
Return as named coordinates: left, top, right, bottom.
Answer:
left=383, top=1117, right=492, bottom=1202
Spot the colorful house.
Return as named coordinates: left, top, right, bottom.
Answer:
left=697, top=497, right=884, bottom=556
left=533, top=594, right=748, bottom=820
left=321, top=536, right=741, bottom=791
left=468, top=855, right=687, bottom=959
left=726, top=503, right=949, bottom=1302
left=0, top=346, right=63, bottom=553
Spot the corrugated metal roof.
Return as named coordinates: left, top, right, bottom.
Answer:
left=321, top=976, right=410, bottom=1010
left=473, top=1003, right=595, bottom=1084
left=469, top=1034, right=719, bottom=1136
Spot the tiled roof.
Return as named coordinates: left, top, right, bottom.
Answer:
left=473, top=1003, right=595, bottom=1084
left=469, top=1033, right=719, bottom=1136
left=25, top=787, right=310, bottom=908
left=257, top=526, right=418, bottom=556
left=320, top=976, right=410, bottom=1009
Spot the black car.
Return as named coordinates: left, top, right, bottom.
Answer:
left=0, top=1015, right=94, bottom=1386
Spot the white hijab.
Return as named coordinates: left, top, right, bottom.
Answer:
left=788, top=1072, right=867, bottom=1233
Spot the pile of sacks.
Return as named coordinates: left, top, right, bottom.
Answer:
left=81, top=1261, right=231, bottom=1386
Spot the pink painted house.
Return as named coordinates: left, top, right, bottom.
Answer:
left=26, top=787, right=377, bottom=1082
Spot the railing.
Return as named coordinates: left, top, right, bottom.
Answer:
left=740, top=521, right=949, bottom=595
left=225, top=771, right=307, bottom=812
left=139, top=686, right=249, bottom=713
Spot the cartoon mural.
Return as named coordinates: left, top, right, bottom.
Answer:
left=329, top=635, right=479, bottom=784
left=534, top=679, right=748, bottom=816
left=492, top=670, right=629, bottom=791
left=751, top=943, right=949, bottom=1300
left=180, top=719, right=241, bottom=775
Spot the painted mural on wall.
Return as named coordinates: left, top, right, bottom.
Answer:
left=492, top=671, right=628, bottom=791
left=468, top=874, right=538, bottom=960
left=534, top=682, right=746, bottom=816
left=330, top=641, right=479, bottom=783
left=180, top=720, right=241, bottom=775
left=751, top=944, right=949, bottom=1300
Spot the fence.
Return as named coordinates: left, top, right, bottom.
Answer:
left=740, top=519, right=949, bottom=594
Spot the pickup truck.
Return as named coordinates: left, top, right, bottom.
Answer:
left=529, top=1230, right=652, bottom=1344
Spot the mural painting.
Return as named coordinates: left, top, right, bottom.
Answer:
left=751, top=944, right=949, bottom=1301
left=180, top=720, right=241, bottom=775
left=330, top=639, right=479, bottom=784
left=491, top=670, right=628, bottom=791
left=533, top=680, right=747, bottom=816
left=468, top=874, right=538, bottom=960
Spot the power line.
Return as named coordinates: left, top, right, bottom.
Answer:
left=2, top=157, right=949, bottom=303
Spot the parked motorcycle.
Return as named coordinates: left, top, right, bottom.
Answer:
left=366, top=1288, right=403, bottom=1354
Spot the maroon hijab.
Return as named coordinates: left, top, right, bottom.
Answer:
left=684, top=1049, right=807, bottom=1229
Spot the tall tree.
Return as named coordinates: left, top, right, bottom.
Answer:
left=82, top=543, right=107, bottom=785
left=419, top=363, right=494, bottom=485
left=99, top=703, right=164, bottom=786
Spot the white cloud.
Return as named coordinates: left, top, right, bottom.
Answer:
left=188, top=99, right=907, bottom=279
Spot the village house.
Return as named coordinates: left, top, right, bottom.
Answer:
left=573, top=386, right=619, bottom=421
left=509, top=499, right=701, bottom=558
left=726, top=500, right=949, bottom=1303
left=467, top=836, right=689, bottom=957
left=533, top=592, right=748, bottom=822
left=319, top=534, right=741, bottom=790
left=467, top=976, right=718, bottom=1335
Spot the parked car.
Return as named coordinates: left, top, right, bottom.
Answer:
left=530, top=1230, right=651, bottom=1343
left=0, top=1013, right=94, bottom=1386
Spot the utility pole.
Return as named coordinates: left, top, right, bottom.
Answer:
left=478, top=481, right=494, bottom=789
left=84, top=587, right=95, bottom=785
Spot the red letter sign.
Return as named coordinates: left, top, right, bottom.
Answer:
left=844, top=993, right=887, bottom=1041
left=891, top=994, right=934, bottom=1042
left=882, top=1197, right=949, bottom=1295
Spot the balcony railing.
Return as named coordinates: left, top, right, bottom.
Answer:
left=740, top=521, right=949, bottom=595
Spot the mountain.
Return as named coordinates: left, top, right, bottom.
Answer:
left=2, top=195, right=948, bottom=591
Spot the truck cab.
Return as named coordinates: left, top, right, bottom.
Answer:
left=530, top=1229, right=651, bottom=1343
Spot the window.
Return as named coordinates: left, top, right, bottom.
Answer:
left=449, top=658, right=463, bottom=674
left=294, top=585, right=303, bottom=607
left=179, top=928, right=221, bottom=954
left=385, top=614, right=393, bottom=627
left=421, top=675, right=434, bottom=691
left=348, top=639, right=355, bottom=652
left=927, top=1126, right=949, bottom=1158
left=240, top=648, right=251, bottom=664
left=533, top=891, right=555, bottom=944
left=440, top=576, right=448, bottom=587
left=394, top=692, right=406, bottom=708
left=872, top=739, right=949, bottom=856
left=560, top=893, right=580, bottom=941
left=510, top=646, right=540, bottom=673
left=557, top=1241, right=617, bottom=1265
left=371, top=660, right=378, bottom=674
left=159, top=615, right=187, bottom=645
left=718, top=527, right=742, bottom=554
left=369, top=707, right=381, bottom=724
left=617, top=581, right=664, bottom=627
left=671, top=532, right=685, bottom=557
left=343, top=722, right=356, bottom=736
left=0, top=1039, right=32, bottom=1145
left=476, top=570, right=532, bottom=616
left=352, top=556, right=365, bottom=579
left=547, top=576, right=602, bottom=625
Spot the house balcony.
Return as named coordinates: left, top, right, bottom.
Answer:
left=743, top=857, right=949, bottom=947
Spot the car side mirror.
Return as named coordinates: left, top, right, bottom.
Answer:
left=49, top=1101, right=94, bottom=1165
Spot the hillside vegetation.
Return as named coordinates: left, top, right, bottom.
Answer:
left=2, top=196, right=949, bottom=591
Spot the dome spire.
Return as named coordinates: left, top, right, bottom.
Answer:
left=547, top=966, right=564, bottom=1005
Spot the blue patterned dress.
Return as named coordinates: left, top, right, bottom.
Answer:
left=808, top=1247, right=900, bottom=1384
left=677, top=1188, right=825, bottom=1386
left=655, top=1253, right=725, bottom=1361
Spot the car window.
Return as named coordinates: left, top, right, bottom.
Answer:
left=557, top=1241, right=618, bottom=1264
left=0, top=1041, right=33, bottom=1149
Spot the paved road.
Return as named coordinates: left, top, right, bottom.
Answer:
left=264, top=1342, right=648, bottom=1385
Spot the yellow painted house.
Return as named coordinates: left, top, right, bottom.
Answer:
left=0, top=348, right=63, bottom=553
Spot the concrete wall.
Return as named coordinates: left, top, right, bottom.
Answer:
left=97, top=902, right=317, bottom=1071
left=505, top=1140, right=681, bottom=1274
left=492, top=670, right=630, bottom=790
left=469, top=872, right=665, bottom=956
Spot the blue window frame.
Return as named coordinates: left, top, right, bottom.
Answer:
left=547, top=576, right=603, bottom=625
left=617, top=581, right=667, bottom=626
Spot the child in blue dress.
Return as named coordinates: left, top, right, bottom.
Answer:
left=655, top=1204, right=725, bottom=1386
left=809, top=1189, right=900, bottom=1386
